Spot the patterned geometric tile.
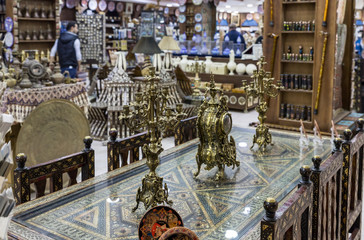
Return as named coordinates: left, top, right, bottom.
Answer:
left=11, top=127, right=332, bottom=240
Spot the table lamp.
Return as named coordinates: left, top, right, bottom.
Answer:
left=158, top=36, right=180, bottom=70
left=132, top=36, right=162, bottom=76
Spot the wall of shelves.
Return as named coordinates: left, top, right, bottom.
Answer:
left=14, top=0, right=60, bottom=52
left=264, top=0, right=352, bottom=133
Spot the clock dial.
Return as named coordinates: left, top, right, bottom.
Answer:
left=221, top=113, right=232, bottom=134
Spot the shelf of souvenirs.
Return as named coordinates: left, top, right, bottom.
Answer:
left=18, top=40, right=55, bottom=43
left=279, top=104, right=312, bottom=123
left=18, top=17, right=56, bottom=21
left=282, top=0, right=316, bottom=4
left=281, top=89, right=313, bottom=93
left=281, top=59, right=314, bottom=64
left=281, top=31, right=315, bottom=34
left=279, top=118, right=312, bottom=123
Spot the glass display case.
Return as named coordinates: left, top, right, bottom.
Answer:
left=140, top=11, right=165, bottom=41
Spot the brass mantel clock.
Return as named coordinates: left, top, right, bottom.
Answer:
left=195, top=75, right=239, bottom=180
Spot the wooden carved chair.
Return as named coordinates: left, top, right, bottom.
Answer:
left=14, top=137, right=94, bottom=205
left=261, top=166, right=313, bottom=239
left=107, top=128, right=150, bottom=172
left=339, top=121, right=364, bottom=240
left=175, top=65, right=193, bottom=97
left=174, top=116, right=198, bottom=146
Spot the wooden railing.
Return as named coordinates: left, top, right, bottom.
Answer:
left=14, top=137, right=94, bottom=205
left=174, top=116, right=198, bottom=146
left=261, top=119, right=364, bottom=240
left=107, top=128, right=150, bottom=172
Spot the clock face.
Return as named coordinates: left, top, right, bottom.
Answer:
left=221, top=113, right=232, bottom=134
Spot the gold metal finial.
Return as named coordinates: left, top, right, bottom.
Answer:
left=303, top=165, right=311, bottom=169
left=266, top=197, right=276, bottom=203
left=242, top=56, right=283, bottom=152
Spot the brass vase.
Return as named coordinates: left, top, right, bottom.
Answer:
left=19, top=68, right=33, bottom=89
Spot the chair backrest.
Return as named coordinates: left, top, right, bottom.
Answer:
left=261, top=119, right=364, bottom=240
left=310, top=146, right=343, bottom=240
left=107, top=129, right=150, bottom=172
left=14, top=137, right=94, bottom=205
left=174, top=116, right=198, bottom=146
left=261, top=166, right=313, bottom=240
left=340, top=123, right=364, bottom=240
left=175, top=66, right=193, bottom=96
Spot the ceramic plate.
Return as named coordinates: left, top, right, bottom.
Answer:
left=194, top=13, right=202, bottom=22
left=88, top=0, right=97, bottom=10
left=4, top=32, right=13, bottom=48
left=164, top=7, right=169, bottom=14
left=81, top=0, right=87, bottom=7
left=160, top=227, right=199, bottom=240
left=179, top=5, right=186, bottom=13
left=98, top=0, right=107, bottom=11
left=4, top=17, right=13, bottom=32
left=116, top=2, right=123, bottom=12
left=138, top=206, right=183, bottom=240
left=192, top=0, right=202, bottom=5
left=178, top=14, right=186, bottom=23
left=66, top=0, right=76, bottom=8
left=178, top=0, right=186, bottom=5
left=108, top=1, right=115, bottom=11
left=194, top=23, right=202, bottom=32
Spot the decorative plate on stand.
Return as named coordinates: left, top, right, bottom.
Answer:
left=175, top=9, right=180, bottom=17
left=138, top=206, right=183, bottom=240
left=4, top=17, right=13, bottom=32
left=80, top=0, right=87, bottom=7
left=108, top=1, right=115, bottom=11
left=66, top=0, right=76, bottom=8
left=194, top=23, right=202, bottom=32
left=192, top=0, right=202, bottom=5
left=116, top=2, right=123, bottom=12
left=178, top=14, right=186, bottom=23
left=98, top=0, right=107, bottom=12
left=194, top=13, right=202, bottom=22
left=160, top=227, right=199, bottom=240
left=179, top=5, right=186, bottom=13
left=4, top=32, right=13, bottom=48
left=88, top=0, right=97, bottom=10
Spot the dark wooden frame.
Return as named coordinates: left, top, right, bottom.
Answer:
left=13, top=137, right=94, bottom=205
left=261, top=119, right=364, bottom=240
left=174, top=116, right=198, bottom=146
left=107, top=129, right=150, bottom=172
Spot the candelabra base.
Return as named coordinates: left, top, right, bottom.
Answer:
left=250, top=123, right=273, bottom=152
left=132, top=173, right=173, bottom=212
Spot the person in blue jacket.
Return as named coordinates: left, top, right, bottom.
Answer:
left=224, top=24, right=246, bottom=50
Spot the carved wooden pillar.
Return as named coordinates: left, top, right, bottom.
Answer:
left=14, top=154, right=30, bottom=205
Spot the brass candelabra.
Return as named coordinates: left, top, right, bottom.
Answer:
left=192, top=56, right=205, bottom=97
left=242, top=56, right=283, bottom=151
left=120, top=67, right=185, bottom=212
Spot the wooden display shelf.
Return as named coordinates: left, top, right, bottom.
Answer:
left=282, top=1, right=316, bottom=4
left=281, top=31, right=315, bottom=34
left=18, top=17, right=55, bottom=21
left=18, top=40, right=55, bottom=43
left=0, top=30, right=6, bottom=33
left=281, top=60, right=314, bottom=64
left=281, top=89, right=313, bottom=93
left=278, top=118, right=312, bottom=124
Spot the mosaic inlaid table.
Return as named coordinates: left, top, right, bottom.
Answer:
left=9, top=127, right=331, bottom=240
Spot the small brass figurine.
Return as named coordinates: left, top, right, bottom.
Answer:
left=120, top=67, right=186, bottom=212
left=195, top=75, right=238, bottom=181
left=242, top=56, right=283, bottom=151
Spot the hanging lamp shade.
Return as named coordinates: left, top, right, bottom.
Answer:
left=158, top=36, right=180, bottom=51
left=132, top=36, right=163, bottom=54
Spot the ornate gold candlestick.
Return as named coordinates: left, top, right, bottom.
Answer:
left=192, top=56, right=205, bottom=97
left=120, top=67, right=185, bottom=212
left=242, top=57, right=283, bottom=151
